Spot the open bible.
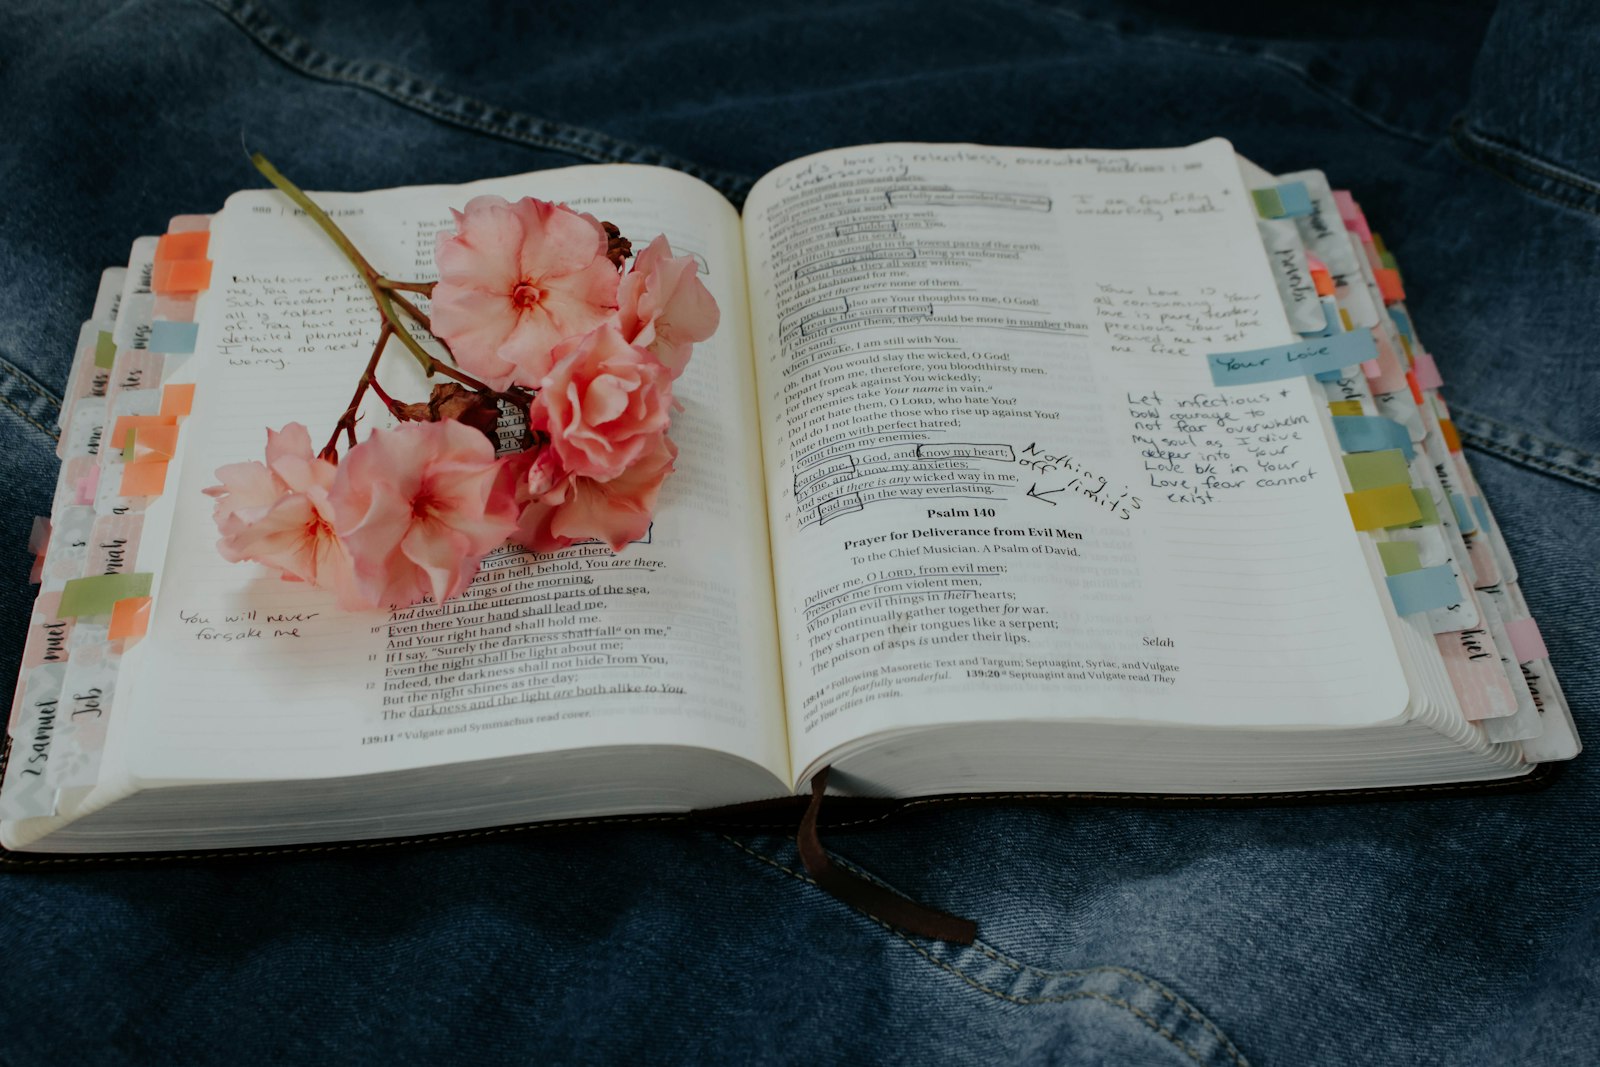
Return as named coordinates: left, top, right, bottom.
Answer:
left=2, top=138, right=1579, bottom=856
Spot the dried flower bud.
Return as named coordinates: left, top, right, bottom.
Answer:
left=602, top=221, right=633, bottom=269
left=421, top=382, right=503, bottom=445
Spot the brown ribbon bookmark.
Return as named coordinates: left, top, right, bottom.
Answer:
left=796, top=767, right=978, bottom=945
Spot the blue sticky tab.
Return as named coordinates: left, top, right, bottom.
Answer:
left=1275, top=181, right=1314, bottom=217
left=1386, top=565, right=1462, bottom=615
left=1450, top=493, right=1477, bottom=533
left=1332, top=416, right=1416, bottom=461
left=1304, top=299, right=1342, bottom=339
left=1207, top=330, right=1378, bottom=386
left=1389, top=306, right=1415, bottom=342
left=148, top=320, right=199, bottom=354
left=1472, top=495, right=1491, bottom=533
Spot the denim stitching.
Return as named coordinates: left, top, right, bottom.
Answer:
left=1452, top=120, right=1600, bottom=202
left=823, top=847, right=1250, bottom=1063
left=1449, top=121, right=1600, bottom=219
left=719, top=834, right=1248, bottom=1067
left=0, top=394, right=58, bottom=442
left=194, top=0, right=757, bottom=200
left=1450, top=406, right=1600, bottom=493
left=1016, top=0, right=1436, bottom=148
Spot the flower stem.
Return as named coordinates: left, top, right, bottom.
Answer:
left=250, top=152, right=438, bottom=377
left=320, top=322, right=394, bottom=460
left=377, top=278, right=436, bottom=296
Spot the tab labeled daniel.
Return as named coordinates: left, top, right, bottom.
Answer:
left=1207, top=330, right=1378, bottom=387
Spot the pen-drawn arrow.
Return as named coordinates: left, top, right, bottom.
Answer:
left=1026, top=483, right=1065, bottom=505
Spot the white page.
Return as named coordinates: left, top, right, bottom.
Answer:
left=742, top=140, right=1411, bottom=777
left=118, top=165, right=788, bottom=786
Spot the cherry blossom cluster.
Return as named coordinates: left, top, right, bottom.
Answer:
left=206, top=178, right=716, bottom=612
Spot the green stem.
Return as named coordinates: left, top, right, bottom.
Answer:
left=251, top=152, right=437, bottom=376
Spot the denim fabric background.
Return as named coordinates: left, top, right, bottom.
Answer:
left=1, top=1, right=1595, bottom=1063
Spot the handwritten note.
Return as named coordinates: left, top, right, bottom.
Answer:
left=1206, top=331, right=1377, bottom=386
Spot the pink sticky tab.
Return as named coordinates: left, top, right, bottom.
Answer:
left=1504, top=618, right=1549, bottom=663
left=1413, top=351, right=1445, bottom=391
left=75, top=466, right=100, bottom=505
left=1306, top=251, right=1327, bottom=272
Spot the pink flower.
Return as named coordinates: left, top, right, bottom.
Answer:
left=330, top=421, right=518, bottom=609
left=430, top=196, right=620, bottom=390
left=616, top=235, right=719, bottom=377
left=510, top=436, right=677, bottom=554
left=204, top=423, right=356, bottom=601
left=536, top=324, right=673, bottom=482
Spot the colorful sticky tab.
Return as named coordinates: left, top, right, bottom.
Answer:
left=1369, top=268, right=1408, bottom=307
left=1387, top=488, right=1440, bottom=529
left=1328, top=400, right=1363, bottom=417
left=108, top=595, right=153, bottom=642
left=152, top=258, right=213, bottom=295
left=160, top=383, right=195, bottom=417
left=1385, top=565, right=1461, bottom=615
left=110, top=414, right=178, bottom=450
left=1377, top=540, right=1423, bottom=575
left=1450, top=493, right=1477, bottom=534
left=154, top=231, right=210, bottom=262
left=119, top=460, right=169, bottom=497
left=1413, top=351, right=1445, bottom=391
left=1503, top=617, right=1549, bottom=663
left=94, top=331, right=117, bottom=370
left=148, top=320, right=200, bottom=353
left=1343, top=449, right=1411, bottom=491
left=130, top=423, right=180, bottom=462
left=59, top=572, right=154, bottom=618
left=1331, top=416, right=1416, bottom=461
left=1207, top=330, right=1378, bottom=386
left=1311, top=267, right=1336, bottom=297
left=1471, top=495, right=1491, bottom=533
left=1439, top=418, right=1462, bottom=453
left=1275, top=181, right=1313, bottom=217
left=1346, top=484, right=1425, bottom=530
left=1251, top=187, right=1285, bottom=218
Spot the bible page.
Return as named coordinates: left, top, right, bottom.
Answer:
left=743, top=140, right=1411, bottom=778
left=115, top=165, right=788, bottom=787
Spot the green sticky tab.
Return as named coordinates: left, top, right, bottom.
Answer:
left=1387, top=488, right=1440, bottom=529
left=59, top=572, right=154, bottom=618
left=94, top=331, right=117, bottom=369
left=123, top=428, right=136, bottom=462
left=1377, top=541, right=1422, bottom=575
left=1251, top=187, right=1285, bottom=218
left=1343, top=449, right=1411, bottom=492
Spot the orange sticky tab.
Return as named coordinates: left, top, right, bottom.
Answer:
left=119, top=460, right=169, bottom=497
left=1439, top=418, right=1462, bottom=453
left=111, top=414, right=178, bottom=450
left=160, top=383, right=196, bottom=417
left=1311, top=268, right=1335, bottom=297
left=108, top=596, right=153, bottom=641
left=132, top=423, right=181, bottom=461
left=155, top=231, right=210, bottom=262
left=1407, top=370, right=1424, bottom=406
left=152, top=258, right=213, bottom=295
left=1374, top=267, right=1406, bottom=304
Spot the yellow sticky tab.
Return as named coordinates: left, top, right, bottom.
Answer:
left=160, top=383, right=196, bottom=418
left=1339, top=307, right=1354, bottom=331
left=109, top=596, right=153, bottom=641
left=1346, top=484, right=1424, bottom=531
left=119, top=461, right=169, bottom=497
left=1328, top=400, right=1363, bottom=417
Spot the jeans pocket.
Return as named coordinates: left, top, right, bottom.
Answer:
left=721, top=832, right=1252, bottom=1067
